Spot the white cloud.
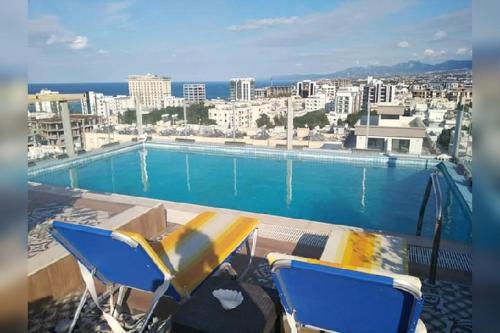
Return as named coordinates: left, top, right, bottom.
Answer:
left=69, top=36, right=89, bottom=50
left=30, top=16, right=89, bottom=51
left=397, top=40, right=409, bottom=48
left=228, top=16, right=298, bottom=32
left=98, top=49, right=110, bottom=55
left=423, top=48, right=446, bottom=58
left=456, top=47, right=471, bottom=55
left=432, top=30, right=448, bottom=41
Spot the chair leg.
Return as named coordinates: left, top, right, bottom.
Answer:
left=68, top=288, right=89, bottom=333
left=113, top=286, right=128, bottom=318
left=239, top=229, right=258, bottom=279
left=138, top=280, right=171, bottom=333
left=285, top=312, right=299, bottom=333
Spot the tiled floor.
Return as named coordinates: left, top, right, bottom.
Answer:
left=27, top=185, right=471, bottom=332
left=28, top=227, right=472, bottom=333
left=28, top=190, right=131, bottom=258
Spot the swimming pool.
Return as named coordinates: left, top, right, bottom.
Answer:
left=29, top=144, right=471, bottom=242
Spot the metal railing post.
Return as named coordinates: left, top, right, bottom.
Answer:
left=416, top=177, right=433, bottom=236
left=415, top=170, right=443, bottom=284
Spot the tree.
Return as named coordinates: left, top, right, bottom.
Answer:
left=345, top=111, right=377, bottom=128
left=437, top=128, right=452, bottom=151
left=118, top=103, right=216, bottom=126
left=273, top=114, right=286, bottom=127
left=346, top=113, right=360, bottom=128
left=118, top=110, right=136, bottom=124
left=256, top=114, right=273, bottom=128
left=293, top=110, right=329, bottom=129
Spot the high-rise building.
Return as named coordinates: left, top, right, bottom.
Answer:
left=230, top=78, right=255, bottom=101
left=362, top=82, right=395, bottom=108
left=296, top=80, right=317, bottom=98
left=334, top=87, right=361, bottom=118
left=81, top=91, right=106, bottom=116
left=183, top=83, right=206, bottom=104
left=128, top=74, right=172, bottom=109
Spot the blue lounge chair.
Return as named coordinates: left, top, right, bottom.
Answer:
left=268, top=253, right=426, bottom=333
left=49, top=212, right=259, bottom=333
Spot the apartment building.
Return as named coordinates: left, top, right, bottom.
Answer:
left=183, top=83, right=206, bottom=104
left=28, top=114, right=98, bottom=152
left=296, top=80, right=317, bottom=98
left=230, top=78, right=255, bottom=101
left=334, top=87, right=361, bottom=118
left=208, top=101, right=277, bottom=129
left=362, top=82, right=396, bottom=108
left=305, top=94, right=328, bottom=112
left=34, top=89, right=61, bottom=114
left=255, top=85, right=292, bottom=99
left=266, top=85, right=292, bottom=97
left=81, top=91, right=106, bottom=116
left=330, top=79, right=352, bottom=89
left=317, top=83, right=337, bottom=98
left=354, top=105, right=425, bottom=154
left=162, top=96, right=185, bottom=108
left=114, top=95, right=135, bottom=114
left=128, top=74, right=172, bottom=109
left=255, top=88, right=266, bottom=99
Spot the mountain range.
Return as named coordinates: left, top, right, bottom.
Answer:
left=271, top=60, right=472, bottom=81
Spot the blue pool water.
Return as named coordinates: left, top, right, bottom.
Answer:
left=30, top=147, right=471, bottom=242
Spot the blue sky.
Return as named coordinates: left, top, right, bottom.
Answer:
left=28, top=0, right=472, bottom=83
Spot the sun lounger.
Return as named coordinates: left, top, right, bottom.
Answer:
left=320, top=227, right=408, bottom=274
left=49, top=211, right=259, bottom=333
left=268, top=253, right=426, bottom=333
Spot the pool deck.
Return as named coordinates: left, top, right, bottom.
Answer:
left=28, top=182, right=472, bottom=332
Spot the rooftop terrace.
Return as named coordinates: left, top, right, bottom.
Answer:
left=28, top=179, right=471, bottom=332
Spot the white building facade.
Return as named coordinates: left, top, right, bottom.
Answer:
left=354, top=106, right=425, bottom=155
left=183, top=83, right=206, bottom=104
left=34, top=89, right=60, bottom=114
left=305, top=94, right=328, bottom=112
left=162, top=96, right=185, bottom=108
left=128, top=73, right=172, bottom=109
left=334, top=87, right=360, bottom=118
left=208, top=100, right=280, bottom=129
left=81, top=91, right=106, bottom=116
left=230, top=78, right=255, bottom=101
left=296, top=80, right=317, bottom=98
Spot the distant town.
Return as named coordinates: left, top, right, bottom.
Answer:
left=28, top=69, right=472, bottom=162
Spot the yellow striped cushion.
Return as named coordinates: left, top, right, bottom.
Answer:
left=154, top=212, right=259, bottom=297
left=267, top=252, right=421, bottom=291
left=320, top=229, right=408, bottom=274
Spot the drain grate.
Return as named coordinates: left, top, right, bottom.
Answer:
left=409, top=245, right=471, bottom=272
left=258, top=224, right=329, bottom=247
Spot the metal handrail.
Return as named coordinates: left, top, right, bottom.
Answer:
left=416, top=170, right=443, bottom=284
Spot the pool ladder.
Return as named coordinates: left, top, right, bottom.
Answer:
left=416, top=170, right=443, bottom=284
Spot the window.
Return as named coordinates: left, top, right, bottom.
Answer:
left=381, top=114, right=399, bottom=120
left=392, top=139, right=410, bottom=153
left=367, top=138, right=385, bottom=151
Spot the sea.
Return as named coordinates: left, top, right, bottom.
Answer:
left=28, top=80, right=295, bottom=112
left=28, top=81, right=296, bottom=99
